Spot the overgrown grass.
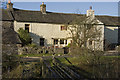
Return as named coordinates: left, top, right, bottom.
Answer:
left=57, top=57, right=70, bottom=65
left=103, top=55, right=120, bottom=58
left=57, top=55, right=120, bottom=78
left=18, top=53, right=53, bottom=57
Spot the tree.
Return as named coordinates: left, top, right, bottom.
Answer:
left=18, top=28, right=31, bottom=45
left=68, top=16, right=102, bottom=50
left=67, top=15, right=104, bottom=67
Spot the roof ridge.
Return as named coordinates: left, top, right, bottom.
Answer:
left=95, top=15, right=118, bottom=18
left=13, top=8, right=84, bottom=16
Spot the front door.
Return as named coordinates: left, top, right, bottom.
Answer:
left=40, top=38, right=44, bottom=46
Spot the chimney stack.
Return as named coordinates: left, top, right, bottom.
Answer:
left=87, top=6, right=95, bottom=18
left=40, top=2, right=46, bottom=14
left=7, top=0, right=13, bottom=11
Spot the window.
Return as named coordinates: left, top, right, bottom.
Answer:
left=65, top=40, right=67, bottom=44
left=25, top=24, right=30, bottom=33
left=60, top=39, right=64, bottom=44
left=61, top=26, right=67, bottom=31
left=70, top=40, right=73, bottom=43
left=54, top=39, right=58, bottom=45
left=60, top=39, right=67, bottom=44
left=89, top=40, right=92, bottom=45
left=40, top=38, right=44, bottom=46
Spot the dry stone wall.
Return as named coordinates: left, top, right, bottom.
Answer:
left=18, top=46, right=64, bottom=55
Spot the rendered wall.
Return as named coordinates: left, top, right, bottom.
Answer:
left=14, top=21, right=72, bottom=47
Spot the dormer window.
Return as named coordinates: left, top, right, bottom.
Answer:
left=61, top=26, right=67, bottom=31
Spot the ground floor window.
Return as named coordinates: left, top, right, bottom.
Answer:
left=60, top=39, right=67, bottom=44
left=54, top=39, right=58, bottom=45
left=40, top=38, right=44, bottom=46
left=60, top=39, right=64, bottom=44
left=65, top=40, right=67, bottom=44
left=53, top=39, right=67, bottom=45
left=89, top=40, right=93, bottom=45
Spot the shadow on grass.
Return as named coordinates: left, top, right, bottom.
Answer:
left=55, top=57, right=93, bottom=79
left=64, top=57, right=72, bottom=65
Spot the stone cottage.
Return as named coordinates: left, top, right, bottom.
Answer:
left=2, top=1, right=120, bottom=51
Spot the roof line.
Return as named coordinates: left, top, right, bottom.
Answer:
left=13, top=8, right=119, bottom=17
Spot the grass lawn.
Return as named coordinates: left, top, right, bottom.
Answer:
left=57, top=55, right=120, bottom=78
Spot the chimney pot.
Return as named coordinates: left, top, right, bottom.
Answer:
left=7, top=0, right=13, bottom=11
left=40, top=2, right=46, bottom=14
left=87, top=6, right=95, bottom=18
left=90, top=6, right=92, bottom=9
left=8, top=0, right=11, bottom=3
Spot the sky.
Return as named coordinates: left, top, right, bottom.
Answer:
left=10, top=0, right=120, bottom=2
left=13, top=2, right=118, bottom=16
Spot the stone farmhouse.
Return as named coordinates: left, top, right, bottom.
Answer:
left=1, top=1, right=120, bottom=51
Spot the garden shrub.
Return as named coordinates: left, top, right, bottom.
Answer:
left=18, top=28, right=31, bottom=45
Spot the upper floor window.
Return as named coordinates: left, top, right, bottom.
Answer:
left=61, top=26, right=67, bottom=31
left=25, top=24, right=30, bottom=33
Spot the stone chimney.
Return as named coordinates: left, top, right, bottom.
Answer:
left=87, top=6, right=95, bottom=18
left=40, top=2, right=46, bottom=14
left=7, top=0, right=13, bottom=11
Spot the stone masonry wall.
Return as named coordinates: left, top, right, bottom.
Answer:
left=18, top=46, right=64, bottom=55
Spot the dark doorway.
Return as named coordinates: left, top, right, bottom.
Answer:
left=40, top=38, right=44, bottom=46
left=63, top=47, right=69, bottom=54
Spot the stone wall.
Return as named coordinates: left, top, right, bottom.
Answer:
left=18, top=46, right=64, bottom=55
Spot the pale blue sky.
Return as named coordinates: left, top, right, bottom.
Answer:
left=13, top=2, right=118, bottom=16
left=11, top=0, right=120, bottom=2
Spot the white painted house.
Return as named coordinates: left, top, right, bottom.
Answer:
left=4, top=2, right=120, bottom=51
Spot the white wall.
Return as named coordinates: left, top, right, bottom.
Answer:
left=87, top=24, right=104, bottom=51
left=14, top=21, right=104, bottom=51
left=14, top=21, right=72, bottom=47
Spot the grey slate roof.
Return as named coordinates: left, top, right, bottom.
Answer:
left=1, top=9, right=14, bottom=21
left=96, top=15, right=120, bottom=26
left=1, top=8, right=120, bottom=26
left=2, top=21, right=21, bottom=44
left=13, top=8, right=84, bottom=24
